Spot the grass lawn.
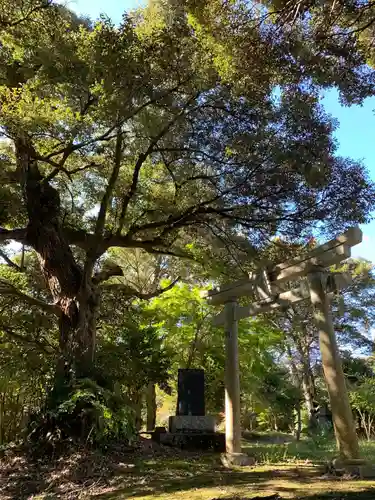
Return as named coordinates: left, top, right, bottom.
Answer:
left=2, top=437, right=375, bottom=499
left=92, top=438, right=375, bottom=500
left=92, top=459, right=375, bottom=500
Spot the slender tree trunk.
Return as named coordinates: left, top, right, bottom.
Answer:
left=274, top=415, right=278, bottom=432
left=369, top=415, right=374, bottom=441
left=146, top=383, right=157, bottom=431
left=286, top=342, right=317, bottom=430
left=0, top=393, right=4, bottom=445
left=131, top=390, right=143, bottom=432
left=366, top=416, right=371, bottom=441
left=295, top=337, right=317, bottom=429
left=301, top=364, right=317, bottom=429
left=294, top=401, right=302, bottom=441
left=186, top=316, right=207, bottom=369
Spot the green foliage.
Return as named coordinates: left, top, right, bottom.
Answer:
left=250, top=368, right=302, bottom=432
left=95, top=324, right=171, bottom=395
left=0, top=336, right=51, bottom=445
left=350, top=378, right=375, bottom=414
left=350, top=378, right=375, bottom=441
left=144, top=283, right=225, bottom=412
left=28, top=377, right=135, bottom=450
left=1, top=0, right=374, bottom=256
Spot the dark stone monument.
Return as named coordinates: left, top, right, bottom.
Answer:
left=156, top=368, right=225, bottom=452
left=177, top=368, right=205, bottom=416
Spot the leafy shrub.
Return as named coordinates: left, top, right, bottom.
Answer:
left=309, top=422, right=334, bottom=447
left=27, top=378, right=135, bottom=452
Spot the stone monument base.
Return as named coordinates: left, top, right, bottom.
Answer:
left=159, top=431, right=225, bottom=452
left=221, top=452, right=255, bottom=467
left=329, top=458, right=375, bottom=478
left=169, top=415, right=215, bottom=433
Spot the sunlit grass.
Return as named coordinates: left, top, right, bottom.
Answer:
left=98, top=438, right=375, bottom=500
left=242, top=436, right=375, bottom=465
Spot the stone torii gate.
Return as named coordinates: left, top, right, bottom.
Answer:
left=206, top=227, right=362, bottom=465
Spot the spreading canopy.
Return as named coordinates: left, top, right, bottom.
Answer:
left=0, top=0, right=375, bottom=375
left=0, top=0, right=374, bottom=264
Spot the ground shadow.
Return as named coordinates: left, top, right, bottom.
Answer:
left=212, top=493, right=375, bottom=500
left=2, top=447, right=375, bottom=499
left=93, top=457, right=375, bottom=500
left=0, top=443, right=135, bottom=499
left=299, top=492, right=375, bottom=500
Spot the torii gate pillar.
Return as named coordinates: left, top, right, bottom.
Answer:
left=307, top=270, right=359, bottom=460
left=224, top=300, right=242, bottom=455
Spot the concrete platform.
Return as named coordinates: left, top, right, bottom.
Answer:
left=330, top=458, right=375, bottom=478
left=168, top=415, right=215, bottom=433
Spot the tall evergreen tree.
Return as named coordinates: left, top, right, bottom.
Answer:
left=0, top=0, right=374, bottom=388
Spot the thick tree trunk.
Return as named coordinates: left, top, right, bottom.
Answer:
left=146, top=383, right=157, bottom=431
left=15, top=137, right=98, bottom=382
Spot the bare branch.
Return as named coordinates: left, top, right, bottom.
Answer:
left=101, top=233, right=194, bottom=259
left=42, top=126, right=117, bottom=162
left=69, top=162, right=102, bottom=176
left=94, top=131, right=123, bottom=242
left=116, top=152, right=147, bottom=234
left=62, top=227, right=98, bottom=251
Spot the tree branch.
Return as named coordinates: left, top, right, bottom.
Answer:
left=101, top=233, right=195, bottom=260
left=0, top=279, right=61, bottom=316
left=36, top=81, right=190, bottom=182
left=0, top=227, right=27, bottom=244
left=0, top=0, right=53, bottom=28
left=62, top=227, right=99, bottom=251
left=116, top=96, right=199, bottom=234
left=94, top=131, right=123, bottom=241
left=0, top=322, right=55, bottom=354
left=42, top=126, right=117, bottom=162
left=92, top=264, right=123, bottom=284
left=0, top=249, right=22, bottom=271
left=102, top=276, right=181, bottom=300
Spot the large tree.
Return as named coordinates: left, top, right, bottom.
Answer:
left=1, top=0, right=375, bottom=386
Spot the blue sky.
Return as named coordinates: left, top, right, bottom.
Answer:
left=64, top=0, right=375, bottom=262
left=63, top=0, right=142, bottom=22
